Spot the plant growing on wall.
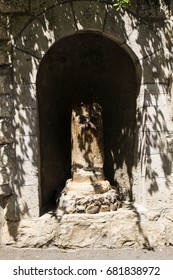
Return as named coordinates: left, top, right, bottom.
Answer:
left=113, top=0, right=131, bottom=10
left=112, top=0, right=171, bottom=10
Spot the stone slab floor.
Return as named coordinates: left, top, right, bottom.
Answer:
left=0, top=246, right=173, bottom=260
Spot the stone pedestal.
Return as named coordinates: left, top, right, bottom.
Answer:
left=57, top=103, right=119, bottom=214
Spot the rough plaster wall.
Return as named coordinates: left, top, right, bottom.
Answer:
left=0, top=0, right=173, bottom=243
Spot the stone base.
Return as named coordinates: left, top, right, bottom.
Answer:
left=65, top=178, right=111, bottom=194
left=2, top=205, right=173, bottom=249
left=57, top=188, right=121, bottom=214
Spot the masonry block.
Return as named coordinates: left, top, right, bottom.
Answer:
left=0, top=16, right=9, bottom=40
left=73, top=1, right=106, bottom=31
left=0, top=72, right=12, bottom=95
left=0, top=0, right=29, bottom=13
left=30, top=0, right=57, bottom=15
left=0, top=119, right=14, bottom=145
left=126, top=23, right=163, bottom=61
left=4, top=185, right=39, bottom=221
left=14, top=160, right=39, bottom=187
left=0, top=42, right=11, bottom=65
left=0, top=144, right=15, bottom=169
left=14, top=83, right=36, bottom=108
left=0, top=95, right=12, bottom=118
left=104, top=5, right=137, bottom=44
left=11, top=15, right=31, bottom=39
left=15, top=108, right=37, bottom=136
left=13, top=49, right=40, bottom=84
left=15, top=136, right=38, bottom=161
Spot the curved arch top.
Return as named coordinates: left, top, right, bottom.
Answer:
left=11, top=0, right=172, bottom=216
left=36, top=31, right=140, bottom=211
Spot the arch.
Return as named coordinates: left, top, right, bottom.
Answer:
left=36, top=31, right=141, bottom=213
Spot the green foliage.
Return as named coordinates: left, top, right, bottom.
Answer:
left=113, top=0, right=131, bottom=10
left=112, top=0, right=171, bottom=10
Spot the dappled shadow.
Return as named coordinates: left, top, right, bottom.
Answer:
left=73, top=103, right=104, bottom=168
left=1, top=0, right=172, bottom=242
left=37, top=32, right=138, bottom=210
left=133, top=5, right=173, bottom=198
left=129, top=203, right=154, bottom=250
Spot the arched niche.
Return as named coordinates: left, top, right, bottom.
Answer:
left=36, top=32, right=140, bottom=214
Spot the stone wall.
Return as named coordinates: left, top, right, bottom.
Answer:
left=0, top=0, right=173, bottom=248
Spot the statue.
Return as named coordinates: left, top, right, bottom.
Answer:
left=66, top=103, right=111, bottom=194
left=57, top=103, right=120, bottom=214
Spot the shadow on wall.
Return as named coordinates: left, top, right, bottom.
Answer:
left=2, top=1, right=172, bottom=243
left=36, top=32, right=139, bottom=212
left=134, top=14, right=173, bottom=196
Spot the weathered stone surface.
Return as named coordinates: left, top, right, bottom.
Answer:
left=0, top=144, right=15, bottom=169
left=163, top=211, right=173, bottom=222
left=0, top=168, right=11, bottom=185
left=140, top=105, right=173, bottom=132
left=0, top=16, right=9, bottom=40
left=142, top=49, right=171, bottom=84
left=13, top=49, right=40, bottom=84
left=148, top=210, right=161, bottom=221
left=86, top=204, right=100, bottom=214
left=104, top=6, right=137, bottom=44
left=0, top=95, right=12, bottom=118
left=66, top=206, right=76, bottom=214
left=15, top=108, right=37, bottom=136
left=71, top=103, right=104, bottom=171
left=0, top=206, right=3, bottom=244
left=1, top=208, right=173, bottom=248
left=133, top=2, right=170, bottom=19
left=76, top=205, right=86, bottom=213
left=38, top=3, right=77, bottom=41
left=0, top=0, right=29, bottom=13
left=4, top=185, right=39, bottom=221
left=15, top=4, right=76, bottom=59
left=0, top=184, right=12, bottom=198
left=110, top=203, right=118, bottom=211
left=125, top=23, right=162, bottom=61
left=140, top=131, right=170, bottom=156
left=15, top=136, right=38, bottom=161
left=65, top=179, right=111, bottom=195
left=54, top=210, right=168, bottom=249
left=142, top=153, right=172, bottom=178
left=11, top=15, right=31, bottom=39
left=142, top=92, right=167, bottom=108
left=0, top=0, right=172, bottom=248
left=0, top=42, right=11, bottom=65
left=4, top=194, right=20, bottom=222
left=100, top=205, right=110, bottom=212
left=2, top=213, right=56, bottom=247
left=15, top=160, right=39, bottom=186
left=165, top=224, right=173, bottom=246
left=141, top=177, right=173, bottom=210
left=0, top=119, right=14, bottom=144
left=138, top=222, right=166, bottom=247
left=0, top=73, right=12, bottom=95
left=114, top=162, right=132, bottom=201
left=14, top=83, right=36, bottom=108
left=57, top=189, right=119, bottom=214
left=30, top=0, right=57, bottom=15
left=140, top=83, right=167, bottom=97
left=15, top=18, right=50, bottom=59
left=73, top=1, right=107, bottom=31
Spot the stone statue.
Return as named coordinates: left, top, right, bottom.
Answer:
left=66, top=103, right=111, bottom=194
left=57, top=103, right=120, bottom=214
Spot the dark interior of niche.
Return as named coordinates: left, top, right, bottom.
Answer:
left=36, top=32, right=138, bottom=214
